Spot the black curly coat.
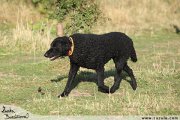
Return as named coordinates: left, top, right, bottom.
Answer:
left=44, top=32, right=137, bottom=97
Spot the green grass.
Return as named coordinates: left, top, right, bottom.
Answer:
left=0, top=32, right=180, bottom=115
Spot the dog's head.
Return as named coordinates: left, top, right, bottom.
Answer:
left=44, top=36, right=71, bottom=61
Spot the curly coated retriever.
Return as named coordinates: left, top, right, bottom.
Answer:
left=44, top=32, right=137, bottom=97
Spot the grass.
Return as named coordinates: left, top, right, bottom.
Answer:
left=0, top=31, right=180, bottom=115
left=0, top=0, right=41, bottom=24
left=94, top=0, right=180, bottom=34
left=0, top=0, right=180, bottom=116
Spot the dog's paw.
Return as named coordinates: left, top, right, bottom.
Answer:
left=130, top=80, right=137, bottom=90
left=98, top=86, right=110, bottom=93
left=58, top=92, right=69, bottom=98
left=110, top=85, right=119, bottom=93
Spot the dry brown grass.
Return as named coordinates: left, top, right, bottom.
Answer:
left=0, top=0, right=180, bottom=52
left=94, top=0, right=180, bottom=34
left=0, top=0, right=42, bottom=24
left=0, top=21, right=53, bottom=53
left=0, top=0, right=56, bottom=52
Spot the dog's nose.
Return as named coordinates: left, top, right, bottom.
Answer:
left=44, top=53, right=48, bottom=57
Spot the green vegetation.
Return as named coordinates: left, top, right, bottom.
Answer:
left=0, top=31, right=180, bottom=115
left=31, top=0, right=100, bottom=34
left=0, top=0, right=180, bottom=116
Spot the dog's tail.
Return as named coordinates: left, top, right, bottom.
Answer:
left=130, top=45, right=137, bottom=62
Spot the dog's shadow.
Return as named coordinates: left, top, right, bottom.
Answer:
left=51, top=69, right=133, bottom=93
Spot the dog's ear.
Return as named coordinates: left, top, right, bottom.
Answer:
left=60, top=37, right=71, bottom=56
left=62, top=37, right=71, bottom=48
left=57, top=23, right=64, bottom=37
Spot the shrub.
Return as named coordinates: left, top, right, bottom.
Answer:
left=31, top=0, right=100, bottom=34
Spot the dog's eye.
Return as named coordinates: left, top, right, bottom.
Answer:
left=52, top=47, right=60, bottom=52
left=51, top=47, right=59, bottom=49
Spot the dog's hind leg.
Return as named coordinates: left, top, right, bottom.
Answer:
left=110, top=58, right=127, bottom=93
left=58, top=63, right=79, bottom=97
left=96, top=67, right=110, bottom=93
left=123, top=63, right=137, bottom=90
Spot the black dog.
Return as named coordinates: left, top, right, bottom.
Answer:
left=44, top=32, right=137, bottom=97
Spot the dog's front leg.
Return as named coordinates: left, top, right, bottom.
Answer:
left=58, top=63, right=79, bottom=97
left=96, top=67, right=110, bottom=93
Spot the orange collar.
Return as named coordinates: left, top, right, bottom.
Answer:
left=67, top=37, right=74, bottom=56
